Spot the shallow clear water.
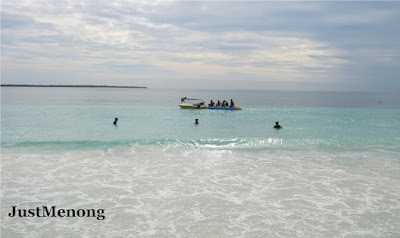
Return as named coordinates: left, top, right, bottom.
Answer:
left=1, top=87, right=400, bottom=237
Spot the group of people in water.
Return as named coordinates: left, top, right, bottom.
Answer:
left=114, top=116, right=281, bottom=129
left=208, top=99, right=235, bottom=107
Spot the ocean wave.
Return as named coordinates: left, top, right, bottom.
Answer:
left=2, top=137, right=398, bottom=153
left=2, top=146, right=400, bottom=237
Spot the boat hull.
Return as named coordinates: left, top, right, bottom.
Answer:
left=179, top=105, right=207, bottom=109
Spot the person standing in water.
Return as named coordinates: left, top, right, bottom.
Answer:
left=113, top=118, right=118, bottom=125
left=273, top=121, right=282, bottom=129
left=195, top=119, right=199, bottom=125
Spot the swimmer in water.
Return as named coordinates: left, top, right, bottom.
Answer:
left=273, top=121, right=282, bottom=129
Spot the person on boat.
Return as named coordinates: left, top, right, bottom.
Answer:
left=230, top=99, right=235, bottom=107
left=273, top=121, right=282, bottom=129
left=195, top=119, right=199, bottom=124
left=196, top=102, right=205, bottom=109
left=113, top=117, right=118, bottom=125
left=181, top=97, right=187, bottom=103
left=216, top=100, right=221, bottom=107
left=209, top=100, right=215, bottom=107
left=222, top=100, right=227, bottom=107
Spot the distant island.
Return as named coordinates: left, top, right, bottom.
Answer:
left=1, top=84, right=147, bottom=89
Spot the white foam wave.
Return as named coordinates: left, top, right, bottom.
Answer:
left=2, top=148, right=400, bottom=237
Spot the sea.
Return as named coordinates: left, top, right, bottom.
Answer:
left=1, top=87, right=400, bottom=237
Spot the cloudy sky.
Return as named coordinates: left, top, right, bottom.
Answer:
left=1, top=1, right=400, bottom=91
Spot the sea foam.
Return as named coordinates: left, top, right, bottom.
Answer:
left=2, top=147, right=400, bottom=237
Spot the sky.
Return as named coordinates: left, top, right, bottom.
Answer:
left=1, top=0, right=400, bottom=91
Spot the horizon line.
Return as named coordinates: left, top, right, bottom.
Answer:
left=1, top=84, right=148, bottom=89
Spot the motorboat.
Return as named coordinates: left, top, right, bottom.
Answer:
left=179, top=97, right=242, bottom=110
left=179, top=98, right=207, bottom=109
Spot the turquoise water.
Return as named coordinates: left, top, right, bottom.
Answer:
left=2, top=87, right=400, bottom=237
left=2, top=88, right=400, bottom=152
left=2, top=105, right=400, bottom=153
